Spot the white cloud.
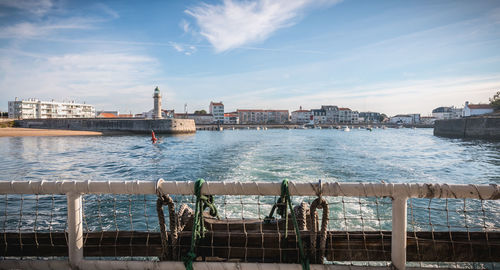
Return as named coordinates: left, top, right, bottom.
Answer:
left=0, top=1, right=120, bottom=39
left=0, top=50, right=164, bottom=113
left=0, top=0, right=54, bottom=16
left=169, top=42, right=197, bottom=56
left=185, top=0, right=341, bottom=52
left=0, top=18, right=96, bottom=38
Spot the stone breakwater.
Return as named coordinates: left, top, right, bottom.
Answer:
left=15, top=118, right=196, bottom=134
left=433, top=115, right=500, bottom=140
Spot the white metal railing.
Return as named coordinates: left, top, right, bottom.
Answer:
left=0, top=179, right=499, bottom=270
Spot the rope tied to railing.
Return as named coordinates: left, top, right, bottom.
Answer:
left=309, top=179, right=329, bottom=263
left=156, top=192, right=178, bottom=260
left=265, top=179, right=310, bottom=270
left=310, top=197, right=329, bottom=263
left=184, top=179, right=219, bottom=270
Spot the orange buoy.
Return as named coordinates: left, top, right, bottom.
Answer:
left=151, top=130, right=158, bottom=143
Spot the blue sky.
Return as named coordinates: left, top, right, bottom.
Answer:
left=0, top=0, right=499, bottom=116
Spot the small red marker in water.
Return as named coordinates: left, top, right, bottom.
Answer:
left=151, top=130, right=158, bottom=144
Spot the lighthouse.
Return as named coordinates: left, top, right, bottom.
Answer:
left=153, top=86, right=162, bottom=119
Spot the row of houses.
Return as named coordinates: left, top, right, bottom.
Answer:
left=389, top=101, right=495, bottom=125
left=171, top=103, right=365, bottom=125
left=291, top=106, right=361, bottom=124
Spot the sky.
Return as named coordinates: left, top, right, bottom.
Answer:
left=0, top=0, right=499, bottom=116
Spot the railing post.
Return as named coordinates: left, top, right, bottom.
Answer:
left=392, top=197, right=407, bottom=270
left=67, top=192, right=83, bottom=269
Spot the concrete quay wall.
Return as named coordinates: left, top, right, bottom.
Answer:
left=15, top=118, right=196, bottom=134
left=434, top=116, right=500, bottom=140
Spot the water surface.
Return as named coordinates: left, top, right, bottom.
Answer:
left=1, top=128, right=498, bottom=184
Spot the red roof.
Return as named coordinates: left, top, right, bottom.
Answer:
left=338, top=108, right=351, bottom=111
left=97, top=112, right=117, bottom=118
left=211, top=102, right=223, bottom=106
left=468, top=104, right=493, bottom=109
left=224, top=113, right=237, bottom=117
left=118, top=114, right=133, bottom=118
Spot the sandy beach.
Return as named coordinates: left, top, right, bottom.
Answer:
left=0, top=128, right=103, bottom=137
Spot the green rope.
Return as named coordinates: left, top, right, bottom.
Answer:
left=266, top=179, right=310, bottom=270
left=183, top=179, right=219, bottom=270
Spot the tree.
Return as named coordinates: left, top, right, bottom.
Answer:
left=490, top=91, right=500, bottom=110
left=378, top=113, right=388, bottom=122
left=194, top=110, right=207, bottom=115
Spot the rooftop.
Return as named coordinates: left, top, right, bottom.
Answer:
left=467, top=104, right=493, bottom=109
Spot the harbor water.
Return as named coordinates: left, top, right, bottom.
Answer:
left=1, top=128, right=498, bottom=184
left=0, top=128, right=499, bottom=233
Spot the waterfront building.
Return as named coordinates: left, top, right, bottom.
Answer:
left=8, top=98, right=95, bottom=119
left=432, top=106, right=462, bottom=120
left=237, top=109, right=289, bottom=124
left=338, top=108, right=359, bottom=124
left=210, top=102, right=224, bottom=124
left=153, top=87, right=162, bottom=119
left=291, top=109, right=312, bottom=124
left=224, top=112, right=239, bottom=124
left=311, top=109, right=327, bottom=124
left=359, top=112, right=381, bottom=123
left=321, top=105, right=340, bottom=123
left=462, top=101, right=494, bottom=117
left=175, top=113, right=214, bottom=124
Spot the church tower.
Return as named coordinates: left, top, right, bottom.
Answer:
left=153, top=86, right=162, bottom=119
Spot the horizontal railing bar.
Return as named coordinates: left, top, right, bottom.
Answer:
left=0, top=180, right=498, bottom=199
left=0, top=260, right=444, bottom=270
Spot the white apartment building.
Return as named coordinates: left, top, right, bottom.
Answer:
left=8, top=98, right=95, bottom=119
left=338, top=108, right=359, bottom=124
left=291, top=110, right=312, bottom=124
left=210, top=102, right=224, bottom=124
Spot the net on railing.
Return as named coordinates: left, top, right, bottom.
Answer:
left=0, top=194, right=68, bottom=259
left=1, top=183, right=499, bottom=270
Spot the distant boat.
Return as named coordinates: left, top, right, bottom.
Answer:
left=256, top=127, right=260, bottom=130
left=342, top=126, right=350, bottom=132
